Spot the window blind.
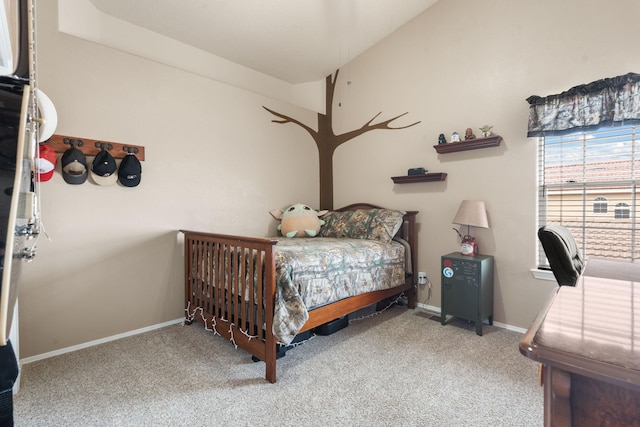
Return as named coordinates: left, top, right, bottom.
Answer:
left=538, top=125, right=640, bottom=267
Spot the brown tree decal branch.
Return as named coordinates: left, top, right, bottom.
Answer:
left=263, top=69, right=420, bottom=210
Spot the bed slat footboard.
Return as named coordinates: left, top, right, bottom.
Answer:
left=180, top=230, right=279, bottom=383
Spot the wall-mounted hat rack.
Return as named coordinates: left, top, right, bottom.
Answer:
left=43, top=134, right=145, bottom=161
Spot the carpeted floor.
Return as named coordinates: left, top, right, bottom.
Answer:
left=14, top=306, right=542, bottom=426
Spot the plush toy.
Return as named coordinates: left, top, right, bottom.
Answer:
left=270, top=203, right=328, bottom=238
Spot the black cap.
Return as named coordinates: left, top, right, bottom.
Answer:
left=61, top=147, right=88, bottom=184
left=118, top=154, right=141, bottom=187
left=91, top=150, right=117, bottom=185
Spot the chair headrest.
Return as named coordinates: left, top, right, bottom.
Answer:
left=538, top=225, right=585, bottom=286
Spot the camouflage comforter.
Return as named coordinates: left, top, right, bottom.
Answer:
left=272, top=237, right=406, bottom=344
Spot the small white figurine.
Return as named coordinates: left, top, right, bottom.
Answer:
left=451, top=131, right=460, bottom=142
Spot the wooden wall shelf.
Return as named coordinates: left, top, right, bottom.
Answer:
left=44, top=134, right=145, bottom=161
left=433, top=135, right=503, bottom=154
left=391, top=172, right=447, bottom=184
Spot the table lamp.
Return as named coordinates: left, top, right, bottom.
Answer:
left=452, top=200, right=489, bottom=255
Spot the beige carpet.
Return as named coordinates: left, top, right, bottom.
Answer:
left=14, top=306, right=542, bottom=426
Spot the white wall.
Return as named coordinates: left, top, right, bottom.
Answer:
left=19, top=0, right=318, bottom=358
left=331, top=0, right=640, bottom=328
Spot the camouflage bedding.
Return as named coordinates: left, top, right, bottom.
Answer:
left=272, top=237, right=406, bottom=345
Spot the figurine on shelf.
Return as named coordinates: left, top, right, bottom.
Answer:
left=451, top=131, right=460, bottom=142
left=479, top=125, right=494, bottom=137
left=464, top=128, right=476, bottom=140
left=438, top=133, right=447, bottom=144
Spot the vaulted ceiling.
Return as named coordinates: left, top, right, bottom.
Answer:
left=88, top=0, right=439, bottom=84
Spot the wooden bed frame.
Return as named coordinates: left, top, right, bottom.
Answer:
left=180, top=203, right=418, bottom=383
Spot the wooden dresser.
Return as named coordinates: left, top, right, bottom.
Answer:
left=520, top=258, right=640, bottom=426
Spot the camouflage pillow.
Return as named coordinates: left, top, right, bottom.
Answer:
left=319, top=208, right=405, bottom=244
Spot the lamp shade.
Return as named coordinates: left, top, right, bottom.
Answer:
left=452, top=200, right=489, bottom=228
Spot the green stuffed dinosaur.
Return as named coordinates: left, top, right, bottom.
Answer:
left=270, top=203, right=328, bottom=238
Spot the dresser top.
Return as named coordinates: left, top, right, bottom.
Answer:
left=520, top=258, right=640, bottom=390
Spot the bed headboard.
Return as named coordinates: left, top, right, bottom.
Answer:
left=334, top=203, right=419, bottom=281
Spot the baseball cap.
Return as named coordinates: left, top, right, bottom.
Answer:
left=91, top=149, right=117, bottom=186
left=118, top=153, right=141, bottom=187
left=61, top=147, right=88, bottom=184
left=35, top=144, right=57, bottom=182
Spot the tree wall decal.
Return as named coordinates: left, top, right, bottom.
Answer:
left=263, top=69, right=420, bottom=210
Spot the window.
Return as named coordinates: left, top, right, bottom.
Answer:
left=615, top=202, right=631, bottom=219
left=593, top=197, right=608, bottom=214
left=537, top=125, right=640, bottom=266
left=529, top=72, right=640, bottom=266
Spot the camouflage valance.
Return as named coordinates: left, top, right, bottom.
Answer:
left=526, top=72, right=640, bottom=137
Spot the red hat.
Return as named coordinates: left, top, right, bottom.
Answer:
left=35, top=144, right=57, bottom=182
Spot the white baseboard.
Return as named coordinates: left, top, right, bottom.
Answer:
left=20, top=304, right=528, bottom=366
left=20, top=318, right=184, bottom=365
left=415, top=302, right=527, bottom=334
left=416, top=302, right=441, bottom=315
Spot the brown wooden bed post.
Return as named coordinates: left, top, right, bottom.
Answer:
left=263, top=243, right=277, bottom=383
left=403, top=211, right=418, bottom=309
left=183, top=233, right=191, bottom=323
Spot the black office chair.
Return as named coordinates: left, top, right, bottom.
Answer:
left=538, top=225, right=585, bottom=286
